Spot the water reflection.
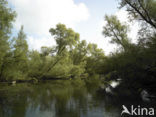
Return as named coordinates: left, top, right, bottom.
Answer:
left=0, top=80, right=130, bottom=117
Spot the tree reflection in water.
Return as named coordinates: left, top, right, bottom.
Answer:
left=0, top=81, right=121, bottom=117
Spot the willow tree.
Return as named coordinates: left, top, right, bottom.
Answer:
left=120, top=0, right=156, bottom=29
left=120, top=0, right=156, bottom=45
left=49, top=24, right=80, bottom=55
left=103, top=15, right=131, bottom=51
left=36, top=24, right=80, bottom=79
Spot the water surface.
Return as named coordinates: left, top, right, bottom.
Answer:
left=0, top=80, right=153, bottom=117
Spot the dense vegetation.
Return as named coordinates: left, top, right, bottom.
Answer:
left=0, top=0, right=156, bottom=97
left=101, top=0, right=156, bottom=96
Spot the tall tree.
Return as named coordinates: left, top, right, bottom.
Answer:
left=103, top=15, right=131, bottom=51
left=120, top=0, right=156, bottom=29
left=0, top=0, right=16, bottom=81
left=37, top=24, right=80, bottom=79
left=49, top=24, right=80, bottom=55
left=120, top=0, right=156, bottom=45
left=13, top=26, right=28, bottom=78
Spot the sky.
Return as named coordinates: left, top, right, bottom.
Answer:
left=8, top=0, right=139, bottom=55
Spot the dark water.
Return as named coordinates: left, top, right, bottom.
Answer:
left=0, top=80, right=155, bottom=117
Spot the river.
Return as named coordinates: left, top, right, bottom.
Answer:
left=0, top=80, right=155, bottom=117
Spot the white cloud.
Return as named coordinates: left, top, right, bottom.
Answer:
left=27, top=35, right=55, bottom=51
left=9, top=0, right=89, bottom=50
left=115, top=9, right=128, bottom=22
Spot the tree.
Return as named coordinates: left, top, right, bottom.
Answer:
left=70, top=40, right=87, bottom=65
left=103, top=15, right=131, bottom=51
left=41, top=46, right=55, bottom=57
left=69, top=40, right=88, bottom=78
left=49, top=24, right=80, bottom=55
left=43, top=24, right=80, bottom=73
left=120, top=0, right=156, bottom=29
left=12, top=26, right=28, bottom=79
left=86, top=43, right=105, bottom=75
left=0, top=0, right=16, bottom=81
left=28, top=50, right=44, bottom=79
left=120, top=0, right=156, bottom=46
left=101, top=1, right=156, bottom=96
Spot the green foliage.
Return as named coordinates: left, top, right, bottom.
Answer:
left=86, top=43, right=105, bottom=74
left=120, top=0, right=156, bottom=46
left=49, top=24, right=80, bottom=55
left=85, top=74, right=101, bottom=88
left=0, top=0, right=105, bottom=84
left=101, top=0, right=156, bottom=96
left=28, top=51, right=44, bottom=78
left=13, top=26, right=28, bottom=78
left=27, top=24, right=92, bottom=80
left=0, top=0, right=16, bottom=81
left=1, top=0, right=156, bottom=99
left=0, top=26, right=29, bottom=81
left=103, top=15, right=131, bottom=50
left=120, top=0, right=156, bottom=29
